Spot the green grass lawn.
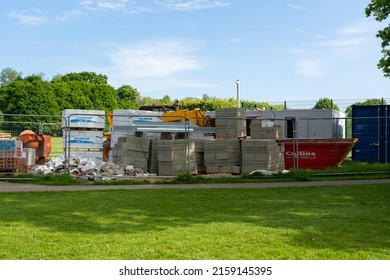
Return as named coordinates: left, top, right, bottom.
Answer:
left=0, top=183, right=389, bottom=260
left=50, top=136, right=63, bottom=158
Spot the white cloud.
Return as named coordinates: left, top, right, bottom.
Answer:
left=289, top=27, right=305, bottom=34
left=99, top=40, right=220, bottom=92
left=8, top=1, right=230, bottom=26
left=107, top=40, right=201, bottom=79
left=8, top=10, right=48, bottom=26
left=296, top=59, right=327, bottom=78
left=289, top=21, right=377, bottom=78
left=80, top=0, right=129, bottom=11
left=56, top=10, right=85, bottom=22
left=288, top=4, right=308, bottom=11
left=162, top=0, right=231, bottom=11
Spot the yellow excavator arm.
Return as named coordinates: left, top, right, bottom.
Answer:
left=162, top=108, right=212, bottom=127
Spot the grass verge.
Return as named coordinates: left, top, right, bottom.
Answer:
left=0, top=184, right=389, bottom=260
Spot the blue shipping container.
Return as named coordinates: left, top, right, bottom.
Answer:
left=352, top=105, right=390, bottom=163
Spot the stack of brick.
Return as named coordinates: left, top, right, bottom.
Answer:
left=241, top=139, right=285, bottom=173
left=215, top=108, right=247, bottom=139
left=112, top=136, right=151, bottom=171
left=250, top=119, right=282, bottom=140
left=157, top=140, right=197, bottom=176
left=0, top=140, right=23, bottom=172
left=203, top=139, right=241, bottom=174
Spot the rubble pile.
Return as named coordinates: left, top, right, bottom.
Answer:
left=31, top=154, right=156, bottom=181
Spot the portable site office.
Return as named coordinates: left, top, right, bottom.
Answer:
left=245, top=109, right=346, bottom=139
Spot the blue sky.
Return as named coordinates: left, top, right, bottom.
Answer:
left=1, top=0, right=389, bottom=106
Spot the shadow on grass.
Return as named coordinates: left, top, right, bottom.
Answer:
left=0, top=185, right=389, bottom=255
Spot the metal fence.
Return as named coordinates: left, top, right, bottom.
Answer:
left=0, top=111, right=389, bottom=177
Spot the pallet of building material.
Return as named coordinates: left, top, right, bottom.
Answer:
left=109, top=131, right=136, bottom=149
left=69, top=151, right=104, bottom=162
left=22, top=148, right=36, bottom=172
left=215, top=108, right=247, bottom=139
left=0, top=140, right=23, bottom=156
left=156, top=139, right=197, bottom=176
left=203, top=139, right=241, bottom=174
left=250, top=121, right=282, bottom=140
left=216, top=108, right=247, bottom=118
left=62, top=109, right=105, bottom=129
left=0, top=157, right=23, bottom=172
left=241, top=139, right=285, bottom=173
left=63, top=130, right=104, bottom=149
left=0, top=140, right=24, bottom=172
left=112, top=136, right=151, bottom=171
left=112, top=109, right=163, bottom=126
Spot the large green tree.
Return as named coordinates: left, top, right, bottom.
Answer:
left=366, top=1, right=390, bottom=77
left=1, top=75, right=60, bottom=122
left=52, top=72, right=119, bottom=112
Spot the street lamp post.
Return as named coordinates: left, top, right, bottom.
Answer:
left=236, top=79, right=240, bottom=108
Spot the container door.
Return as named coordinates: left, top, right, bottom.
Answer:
left=352, top=105, right=381, bottom=162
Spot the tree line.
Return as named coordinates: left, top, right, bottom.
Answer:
left=0, top=67, right=386, bottom=125
left=0, top=68, right=285, bottom=121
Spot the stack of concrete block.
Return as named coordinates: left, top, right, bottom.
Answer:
left=193, top=139, right=206, bottom=174
left=203, top=139, right=241, bottom=174
left=112, top=136, right=151, bottom=171
left=148, top=139, right=158, bottom=174
left=250, top=119, right=282, bottom=140
left=215, top=108, right=247, bottom=139
left=157, top=140, right=197, bottom=176
left=241, top=139, right=285, bottom=173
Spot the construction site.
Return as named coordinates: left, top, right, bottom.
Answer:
left=0, top=103, right=369, bottom=181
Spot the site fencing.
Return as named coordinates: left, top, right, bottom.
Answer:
left=0, top=111, right=389, bottom=177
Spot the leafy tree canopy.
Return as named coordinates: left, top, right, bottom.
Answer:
left=116, top=85, right=141, bottom=109
left=313, top=97, right=340, bottom=111
left=366, top=0, right=390, bottom=77
left=0, top=67, right=22, bottom=86
left=59, top=71, right=108, bottom=85
left=1, top=75, right=60, bottom=123
left=345, top=98, right=386, bottom=116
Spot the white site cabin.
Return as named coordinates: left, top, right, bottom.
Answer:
left=245, top=109, right=346, bottom=139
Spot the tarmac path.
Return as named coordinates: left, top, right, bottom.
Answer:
left=0, top=178, right=389, bottom=193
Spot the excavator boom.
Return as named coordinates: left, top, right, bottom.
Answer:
left=162, top=108, right=211, bottom=127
